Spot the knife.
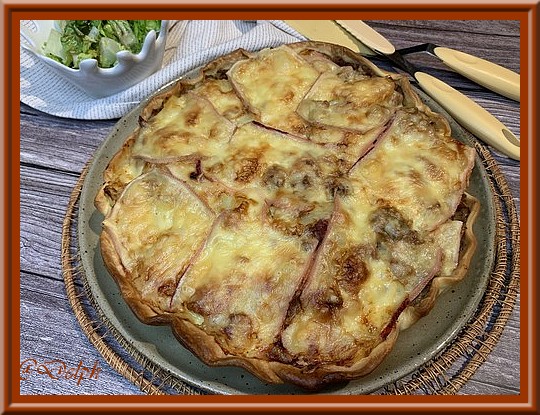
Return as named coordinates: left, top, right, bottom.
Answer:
left=335, top=20, right=520, bottom=161
left=284, top=20, right=375, bottom=56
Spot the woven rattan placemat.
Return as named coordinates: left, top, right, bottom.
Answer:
left=61, top=140, right=520, bottom=395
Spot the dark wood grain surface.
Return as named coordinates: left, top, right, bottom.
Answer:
left=19, top=20, right=521, bottom=395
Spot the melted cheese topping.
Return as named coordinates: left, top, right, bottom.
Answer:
left=228, top=45, right=319, bottom=135
left=433, top=220, right=463, bottom=277
left=308, top=124, right=385, bottom=169
left=203, top=122, right=343, bottom=238
left=103, top=170, right=214, bottom=310
left=132, top=92, right=236, bottom=162
left=206, top=122, right=334, bottom=187
left=173, top=217, right=314, bottom=357
left=349, top=108, right=475, bottom=234
left=297, top=67, right=401, bottom=132
left=165, top=162, right=249, bottom=215
left=297, top=49, right=341, bottom=74
left=279, top=165, right=465, bottom=362
left=281, top=195, right=408, bottom=363
left=103, top=137, right=145, bottom=190
left=191, top=78, right=251, bottom=124
left=97, top=137, right=147, bottom=215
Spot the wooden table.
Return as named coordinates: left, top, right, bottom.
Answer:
left=19, top=20, right=520, bottom=395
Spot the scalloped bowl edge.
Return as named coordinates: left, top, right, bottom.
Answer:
left=27, top=20, right=170, bottom=98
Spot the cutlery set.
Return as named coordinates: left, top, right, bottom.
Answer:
left=285, top=20, right=520, bottom=161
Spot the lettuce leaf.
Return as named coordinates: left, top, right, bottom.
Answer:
left=42, top=20, right=162, bottom=69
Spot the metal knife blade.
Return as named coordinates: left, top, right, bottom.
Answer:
left=284, top=20, right=375, bottom=56
left=335, top=20, right=520, bottom=161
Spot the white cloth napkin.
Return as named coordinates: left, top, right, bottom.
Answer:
left=20, top=20, right=306, bottom=120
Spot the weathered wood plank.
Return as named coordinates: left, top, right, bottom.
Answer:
left=369, top=20, right=520, bottom=37
left=20, top=165, right=78, bottom=279
left=459, top=379, right=520, bottom=395
left=20, top=272, right=144, bottom=395
left=459, top=322, right=521, bottom=395
left=20, top=110, right=116, bottom=173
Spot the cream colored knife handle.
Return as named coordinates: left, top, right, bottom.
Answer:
left=284, top=20, right=376, bottom=56
left=433, top=47, right=520, bottom=102
left=415, top=72, right=520, bottom=160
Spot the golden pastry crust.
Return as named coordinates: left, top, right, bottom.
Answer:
left=95, top=41, right=479, bottom=391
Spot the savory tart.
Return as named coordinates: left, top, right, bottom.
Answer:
left=95, top=41, right=479, bottom=391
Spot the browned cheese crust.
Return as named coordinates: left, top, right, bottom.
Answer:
left=95, top=41, right=479, bottom=391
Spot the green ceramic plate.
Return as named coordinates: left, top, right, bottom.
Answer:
left=78, top=75, right=496, bottom=395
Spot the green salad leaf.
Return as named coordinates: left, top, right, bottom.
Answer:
left=42, top=20, right=162, bottom=69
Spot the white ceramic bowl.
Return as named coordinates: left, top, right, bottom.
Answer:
left=21, top=20, right=170, bottom=98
